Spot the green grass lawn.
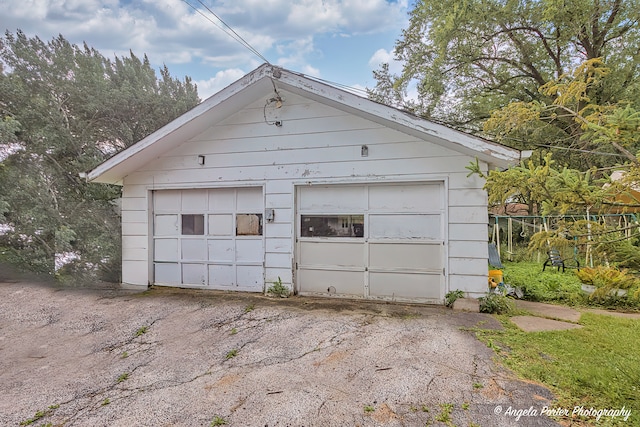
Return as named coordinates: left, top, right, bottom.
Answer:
left=500, top=261, right=585, bottom=304
left=475, top=312, right=639, bottom=425
left=501, top=261, right=640, bottom=309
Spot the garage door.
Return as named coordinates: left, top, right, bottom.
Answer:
left=296, top=183, right=444, bottom=301
left=153, top=188, right=264, bottom=291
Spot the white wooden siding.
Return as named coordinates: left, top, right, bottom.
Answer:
left=446, top=174, right=489, bottom=296
left=120, top=90, right=490, bottom=298
left=449, top=224, right=488, bottom=241
left=120, top=185, right=150, bottom=287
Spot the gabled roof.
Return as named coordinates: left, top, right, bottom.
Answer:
left=87, top=63, right=521, bottom=184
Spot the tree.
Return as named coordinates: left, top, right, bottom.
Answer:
left=467, top=152, right=640, bottom=268
left=369, top=0, right=640, bottom=140
left=484, top=58, right=640, bottom=169
left=467, top=153, right=609, bottom=216
left=0, top=31, right=200, bottom=280
left=378, top=0, right=640, bottom=267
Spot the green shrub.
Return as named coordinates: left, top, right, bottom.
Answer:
left=576, top=266, right=639, bottom=290
left=576, top=266, right=640, bottom=306
left=478, top=293, right=514, bottom=314
left=444, top=289, right=465, bottom=307
left=606, top=239, right=640, bottom=269
left=267, top=277, right=290, bottom=298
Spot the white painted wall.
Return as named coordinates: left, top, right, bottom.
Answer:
left=120, top=90, right=490, bottom=299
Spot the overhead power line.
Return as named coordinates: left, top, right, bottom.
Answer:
left=302, top=74, right=370, bottom=97
left=182, top=1, right=374, bottom=101
left=534, top=143, right=626, bottom=157
left=182, top=0, right=270, bottom=64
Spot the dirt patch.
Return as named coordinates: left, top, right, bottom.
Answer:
left=0, top=280, right=559, bottom=426
left=314, top=350, right=349, bottom=367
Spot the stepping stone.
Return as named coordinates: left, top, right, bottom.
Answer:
left=511, top=315, right=583, bottom=332
left=514, top=300, right=581, bottom=322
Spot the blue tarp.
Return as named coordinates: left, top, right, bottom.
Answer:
left=488, top=243, right=504, bottom=268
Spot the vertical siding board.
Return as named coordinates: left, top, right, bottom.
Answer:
left=268, top=209, right=292, bottom=224
left=122, top=247, right=147, bottom=261
left=265, top=268, right=293, bottom=286
left=449, top=206, right=488, bottom=224
left=122, top=236, right=148, bottom=250
left=122, top=210, right=148, bottom=223
left=265, top=252, right=292, bottom=269
left=265, top=180, right=292, bottom=195
left=266, top=194, right=293, bottom=209
left=449, top=223, right=488, bottom=241
left=449, top=258, right=488, bottom=275
left=266, top=238, right=293, bottom=253
left=448, top=170, right=486, bottom=190
left=449, top=241, right=487, bottom=259
left=449, top=274, right=487, bottom=296
left=122, top=184, right=147, bottom=198
left=120, top=181, right=150, bottom=287
left=121, top=197, right=147, bottom=211
left=449, top=188, right=487, bottom=207
left=122, top=260, right=149, bottom=286
left=265, top=223, right=292, bottom=238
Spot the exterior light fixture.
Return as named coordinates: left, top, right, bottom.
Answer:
left=197, top=155, right=205, bottom=165
left=361, top=145, right=369, bottom=157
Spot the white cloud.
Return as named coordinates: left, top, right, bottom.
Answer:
left=301, top=64, right=321, bottom=78
left=333, top=0, right=408, bottom=34
left=368, top=48, right=403, bottom=74
left=1, top=0, right=410, bottom=96
left=275, top=36, right=317, bottom=71
left=367, top=48, right=420, bottom=104
left=247, top=0, right=407, bottom=36
left=369, top=48, right=393, bottom=68
left=194, top=68, right=247, bottom=99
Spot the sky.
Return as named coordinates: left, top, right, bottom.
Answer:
left=1, top=0, right=412, bottom=99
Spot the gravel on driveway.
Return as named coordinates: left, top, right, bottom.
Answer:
left=0, top=280, right=558, bottom=426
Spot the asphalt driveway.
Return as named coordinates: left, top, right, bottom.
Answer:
left=0, top=279, right=558, bottom=426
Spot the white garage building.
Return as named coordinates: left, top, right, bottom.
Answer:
left=87, top=64, right=520, bottom=304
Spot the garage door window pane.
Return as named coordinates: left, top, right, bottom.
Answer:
left=182, top=214, right=205, bottom=235
left=236, top=214, right=263, bottom=236
left=301, top=215, right=364, bottom=237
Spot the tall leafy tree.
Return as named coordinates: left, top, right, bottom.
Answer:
left=0, top=31, right=199, bottom=280
left=485, top=59, right=640, bottom=169
left=369, top=0, right=640, bottom=141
